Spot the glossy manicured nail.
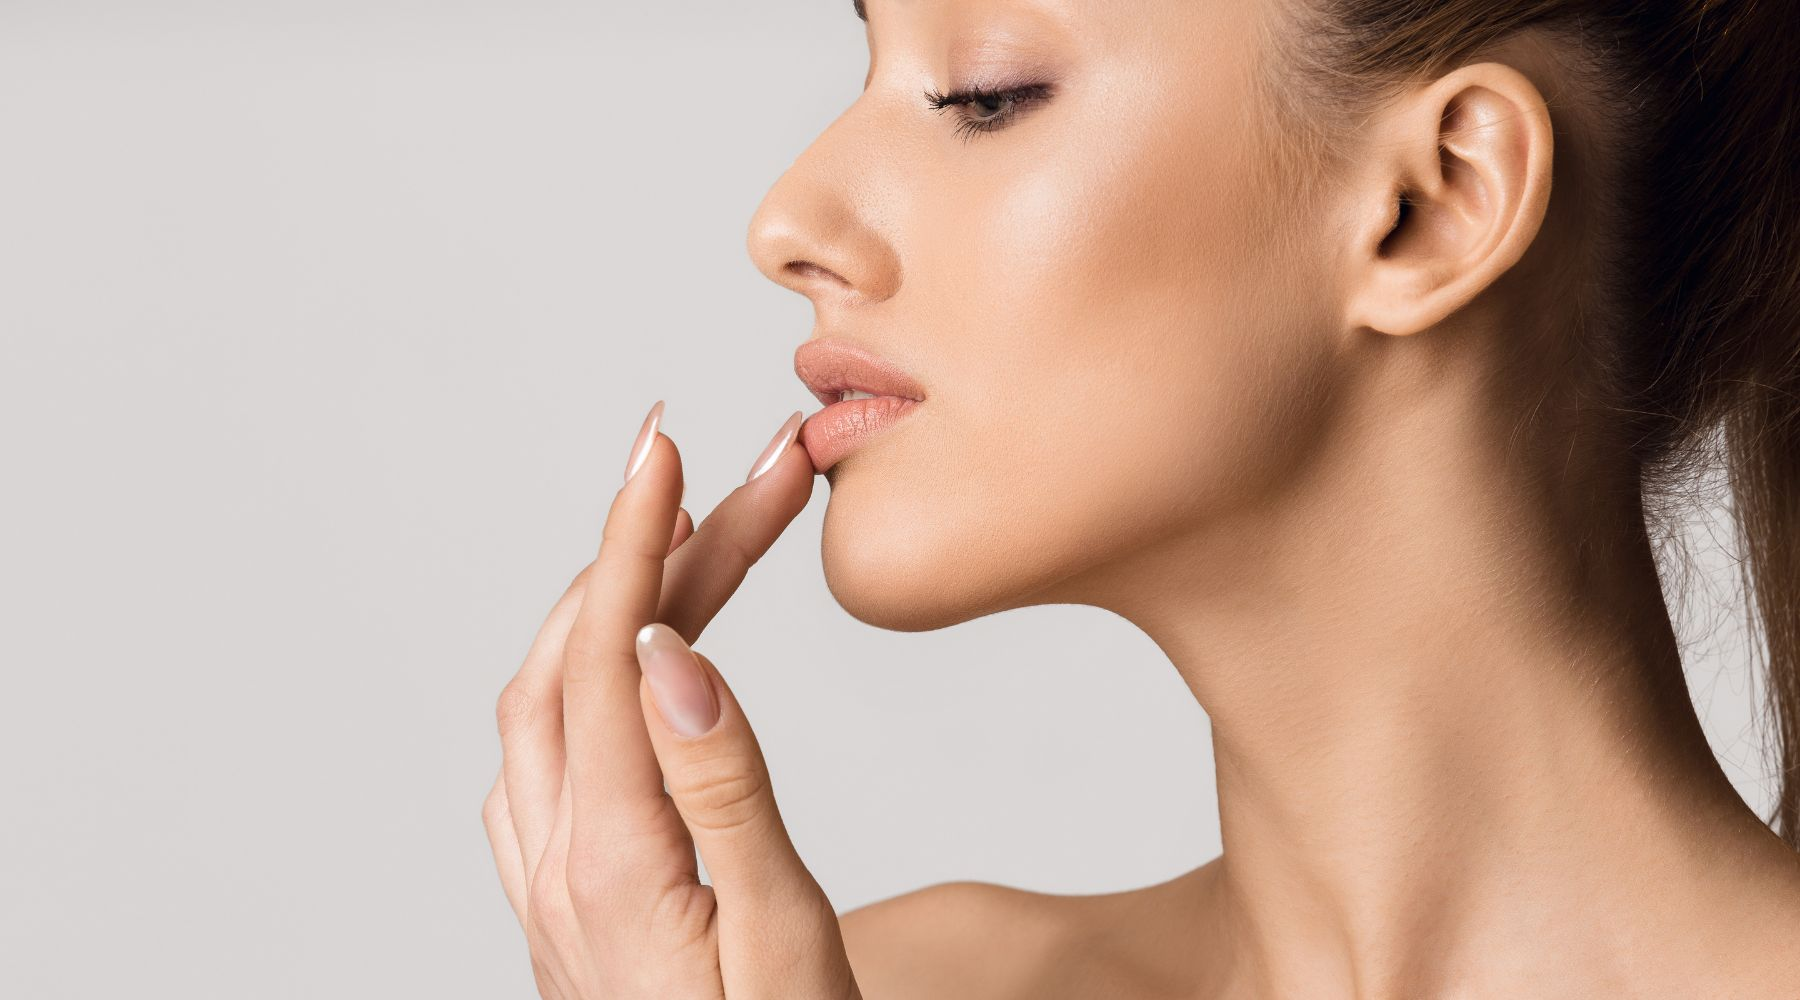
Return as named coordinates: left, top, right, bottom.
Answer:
left=745, top=410, right=804, bottom=484
left=636, top=623, right=718, bottom=738
left=624, top=399, right=665, bottom=485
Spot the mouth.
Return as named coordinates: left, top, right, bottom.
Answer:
left=815, top=386, right=913, bottom=406
left=793, top=337, right=927, bottom=474
left=793, top=336, right=928, bottom=405
left=799, top=395, right=923, bottom=475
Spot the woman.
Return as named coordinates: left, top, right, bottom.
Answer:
left=481, top=0, right=1800, bottom=995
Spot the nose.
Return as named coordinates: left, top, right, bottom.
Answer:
left=745, top=104, right=901, bottom=307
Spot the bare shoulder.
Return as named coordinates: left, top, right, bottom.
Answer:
left=838, top=880, right=1073, bottom=1000
left=839, top=865, right=1224, bottom=1000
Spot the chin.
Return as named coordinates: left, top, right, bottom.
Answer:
left=818, top=502, right=962, bottom=632
left=816, top=466, right=1077, bottom=632
left=814, top=471, right=1007, bottom=633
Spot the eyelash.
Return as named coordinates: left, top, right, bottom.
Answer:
left=921, top=82, right=1053, bottom=142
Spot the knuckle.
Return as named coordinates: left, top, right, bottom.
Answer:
left=563, top=841, right=627, bottom=912
left=494, top=680, right=536, bottom=737
left=562, top=834, right=676, bottom=918
left=716, top=528, right=763, bottom=576
left=566, top=867, right=635, bottom=918
left=568, top=863, right=616, bottom=915
left=564, top=560, right=594, bottom=598
left=647, top=879, right=712, bottom=936
left=601, top=515, right=669, bottom=565
left=687, top=521, right=759, bottom=578
left=672, top=757, right=772, bottom=835
left=643, top=883, right=719, bottom=956
left=481, top=780, right=508, bottom=830
left=559, top=627, right=624, bottom=684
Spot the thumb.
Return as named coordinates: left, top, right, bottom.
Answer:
left=635, top=623, right=864, bottom=998
left=633, top=622, right=820, bottom=906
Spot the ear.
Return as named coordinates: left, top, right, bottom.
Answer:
left=1339, top=61, right=1555, bottom=338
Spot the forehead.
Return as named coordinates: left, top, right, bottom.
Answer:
left=852, top=0, right=1271, bottom=96
left=855, top=0, right=1095, bottom=29
left=853, top=0, right=1234, bottom=52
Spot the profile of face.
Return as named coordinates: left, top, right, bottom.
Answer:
left=746, top=0, right=1368, bottom=632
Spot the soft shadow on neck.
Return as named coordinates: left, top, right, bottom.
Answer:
left=1036, top=343, right=1800, bottom=996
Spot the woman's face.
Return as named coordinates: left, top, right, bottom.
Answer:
left=746, top=0, right=1346, bottom=630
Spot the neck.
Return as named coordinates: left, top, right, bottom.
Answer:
left=1064, top=369, right=1791, bottom=996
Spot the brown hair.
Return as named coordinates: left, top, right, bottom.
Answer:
left=1256, top=0, right=1799, bottom=845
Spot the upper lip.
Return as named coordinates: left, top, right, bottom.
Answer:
left=793, top=336, right=927, bottom=408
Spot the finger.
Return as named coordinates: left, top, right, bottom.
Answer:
left=495, top=500, right=682, bottom=913
left=667, top=506, right=694, bottom=555
left=563, top=401, right=688, bottom=868
left=634, top=624, right=812, bottom=902
left=482, top=771, right=528, bottom=926
left=497, top=568, right=588, bottom=883
left=634, top=627, right=858, bottom=997
left=656, top=410, right=812, bottom=642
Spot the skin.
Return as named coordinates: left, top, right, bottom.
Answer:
left=486, top=0, right=1800, bottom=996
left=483, top=403, right=862, bottom=997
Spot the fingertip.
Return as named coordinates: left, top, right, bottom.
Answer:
left=623, top=399, right=666, bottom=485
left=636, top=623, right=719, bottom=740
left=745, top=410, right=805, bottom=485
left=742, top=440, right=815, bottom=518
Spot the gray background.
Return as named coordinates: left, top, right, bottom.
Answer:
left=0, top=2, right=1777, bottom=996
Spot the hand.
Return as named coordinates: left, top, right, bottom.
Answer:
left=482, top=401, right=860, bottom=999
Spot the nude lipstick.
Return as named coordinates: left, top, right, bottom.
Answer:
left=793, top=337, right=926, bottom=474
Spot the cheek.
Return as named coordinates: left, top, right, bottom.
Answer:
left=821, top=217, right=1331, bottom=630
left=966, top=181, right=1331, bottom=588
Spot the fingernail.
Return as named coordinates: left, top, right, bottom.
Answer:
left=745, top=410, right=804, bottom=484
left=624, top=399, right=665, bottom=485
left=636, top=623, right=719, bottom=738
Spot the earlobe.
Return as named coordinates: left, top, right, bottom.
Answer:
left=1340, top=61, right=1555, bottom=339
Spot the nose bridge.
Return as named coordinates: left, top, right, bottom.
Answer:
left=745, top=95, right=902, bottom=305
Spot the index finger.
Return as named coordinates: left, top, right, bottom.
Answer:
left=655, top=410, right=813, bottom=641
left=562, top=401, right=684, bottom=857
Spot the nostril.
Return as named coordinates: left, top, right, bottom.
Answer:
left=788, top=260, right=847, bottom=285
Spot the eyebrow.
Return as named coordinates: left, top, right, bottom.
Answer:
left=853, top=0, right=866, bottom=21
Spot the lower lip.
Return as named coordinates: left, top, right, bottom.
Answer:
left=799, top=396, right=922, bottom=473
